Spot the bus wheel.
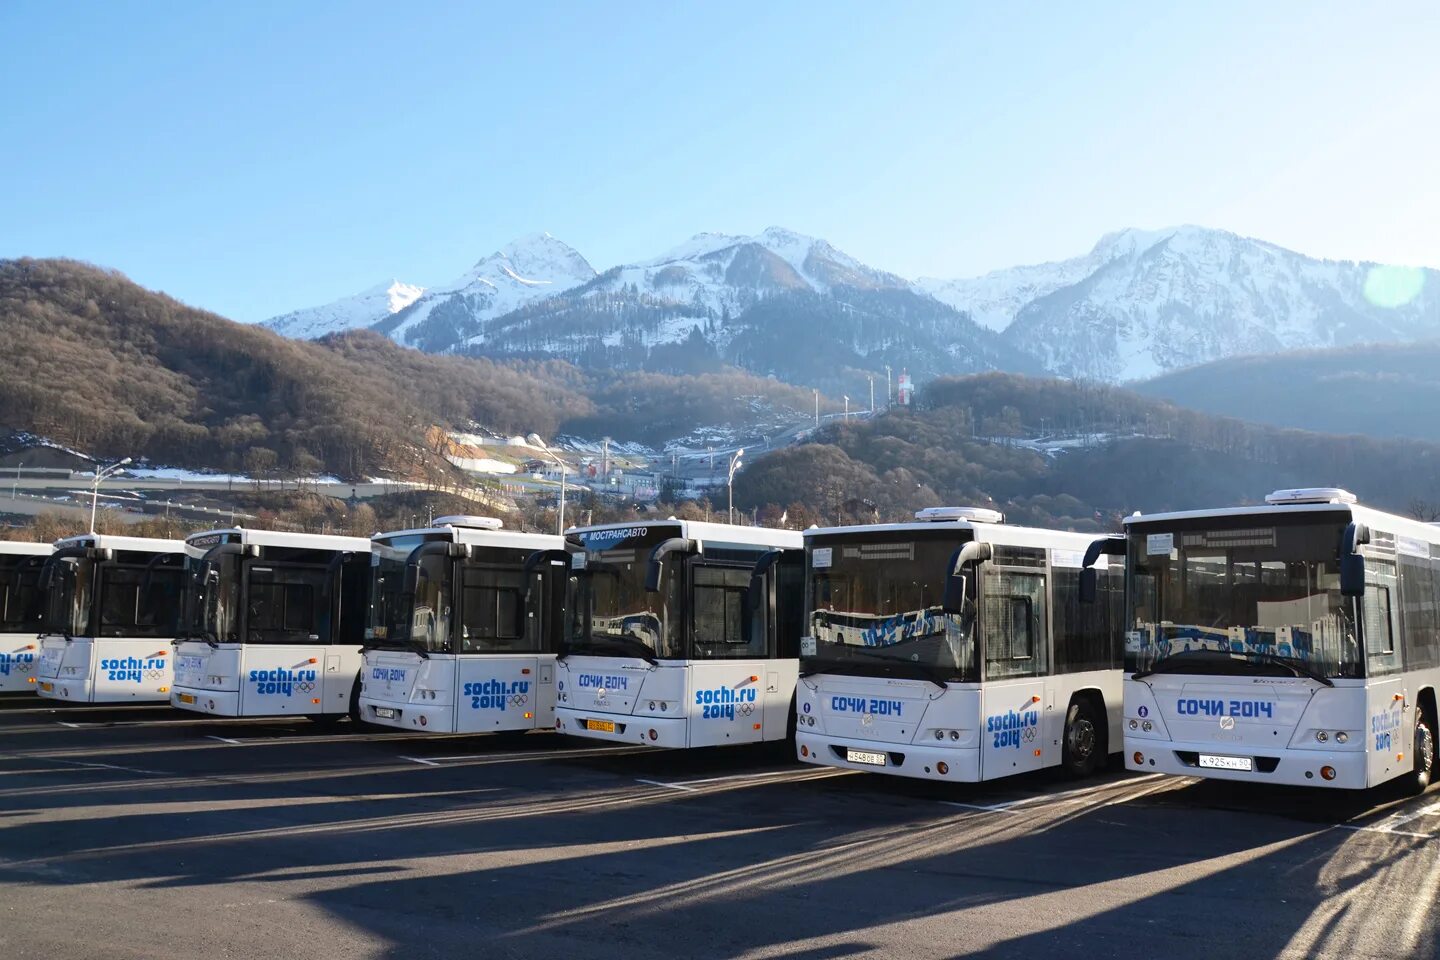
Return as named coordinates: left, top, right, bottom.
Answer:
left=1406, top=711, right=1435, bottom=795
left=1062, top=698, right=1101, bottom=779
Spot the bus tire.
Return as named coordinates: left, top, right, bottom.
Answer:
left=1406, top=709, right=1435, bottom=795
left=1061, top=697, right=1102, bottom=779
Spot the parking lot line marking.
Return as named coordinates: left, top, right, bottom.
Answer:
left=55, top=722, right=84, bottom=728
left=36, top=756, right=162, bottom=776
left=635, top=778, right=697, bottom=792
left=399, top=756, right=441, bottom=766
left=206, top=735, right=244, bottom=745
left=1363, top=799, right=1440, bottom=833
left=940, top=801, right=1021, bottom=814
left=1337, top=824, right=1433, bottom=840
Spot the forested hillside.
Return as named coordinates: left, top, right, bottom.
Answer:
left=0, top=259, right=819, bottom=477
left=733, top=373, right=1440, bottom=529
left=1136, top=340, right=1440, bottom=442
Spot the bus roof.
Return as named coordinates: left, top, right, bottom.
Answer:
left=1124, top=499, right=1440, bottom=547
left=805, top=519, right=1104, bottom=551
left=0, top=540, right=53, bottom=557
left=566, top=519, right=802, bottom=550
left=372, top=526, right=565, bottom=553
left=53, top=534, right=185, bottom=553
left=187, top=528, right=371, bottom=552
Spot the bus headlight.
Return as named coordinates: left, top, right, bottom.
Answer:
left=1141, top=721, right=1153, bottom=732
left=1128, top=719, right=1138, bottom=730
left=1336, top=731, right=1349, bottom=743
left=949, top=730, right=959, bottom=741
left=1315, top=730, right=1329, bottom=743
left=935, top=730, right=944, bottom=741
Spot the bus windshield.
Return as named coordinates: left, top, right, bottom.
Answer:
left=568, top=547, right=679, bottom=660
left=367, top=534, right=543, bottom=655
left=0, top=558, right=45, bottom=633
left=42, top=556, right=92, bottom=637
left=1126, top=517, right=1362, bottom=679
left=805, top=532, right=978, bottom=684
left=97, top=562, right=184, bottom=638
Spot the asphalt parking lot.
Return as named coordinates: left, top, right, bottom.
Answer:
left=2, top=700, right=1438, bottom=960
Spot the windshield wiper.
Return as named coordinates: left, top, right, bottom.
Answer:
left=1133, top=648, right=1336, bottom=686
left=803, top=650, right=951, bottom=689
left=560, top=637, right=659, bottom=666
left=1131, top=649, right=1219, bottom=681
left=1256, top=654, right=1335, bottom=687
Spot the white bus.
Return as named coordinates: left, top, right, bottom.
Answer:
left=171, top=528, right=372, bottom=719
left=35, top=534, right=186, bottom=703
left=359, top=517, right=568, bottom=733
left=795, top=507, right=1125, bottom=782
left=0, top=541, right=53, bottom=694
left=1117, top=487, right=1440, bottom=793
left=555, top=520, right=804, bottom=750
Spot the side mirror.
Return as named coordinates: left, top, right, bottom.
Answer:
left=1340, top=553, right=1366, bottom=598
left=942, top=573, right=968, bottom=614
left=1339, top=521, right=1370, bottom=598
left=644, top=538, right=695, bottom=593
left=942, top=541, right=992, bottom=614
left=1079, top=535, right=1126, bottom=605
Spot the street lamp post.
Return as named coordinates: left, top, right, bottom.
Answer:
left=727, top=448, right=745, bottom=524
left=11, top=461, right=20, bottom=502
left=869, top=375, right=875, bottom=414
left=843, top=396, right=849, bottom=420
left=537, top=444, right=567, bottom=534
left=813, top=389, right=819, bottom=428
left=89, top=457, right=132, bottom=533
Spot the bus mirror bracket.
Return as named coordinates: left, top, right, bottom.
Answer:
left=644, top=538, right=696, bottom=593
left=1340, top=521, right=1370, bottom=598
left=744, top=550, right=783, bottom=620
left=521, top=549, right=571, bottom=600
left=943, top=542, right=992, bottom=614
left=1079, top=536, right=1127, bottom=605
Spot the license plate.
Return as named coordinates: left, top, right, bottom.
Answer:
left=585, top=719, right=616, bottom=733
left=373, top=707, right=396, bottom=719
left=39, top=682, right=53, bottom=692
left=847, top=749, right=887, bottom=766
left=177, top=693, right=196, bottom=704
left=1199, top=754, right=1253, bottom=771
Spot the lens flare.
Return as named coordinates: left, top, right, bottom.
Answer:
left=1363, top=265, right=1425, bottom=308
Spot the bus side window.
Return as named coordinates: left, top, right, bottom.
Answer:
left=692, top=565, right=756, bottom=658
left=1364, top=558, right=1401, bottom=676
left=983, top=569, right=1048, bottom=679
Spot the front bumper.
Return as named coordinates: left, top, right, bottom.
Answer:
left=1124, top=735, right=1368, bottom=788
left=358, top=696, right=457, bottom=732
left=171, top=687, right=241, bottom=716
left=796, top=731, right=983, bottom=782
left=555, top=707, right=686, bottom=748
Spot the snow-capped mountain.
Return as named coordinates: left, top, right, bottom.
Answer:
left=994, top=226, right=1440, bottom=381
left=469, top=227, right=1037, bottom=387
left=915, top=229, right=1165, bottom=333
left=263, top=279, right=424, bottom=340
left=261, top=223, right=1440, bottom=388
left=374, top=233, right=597, bottom=353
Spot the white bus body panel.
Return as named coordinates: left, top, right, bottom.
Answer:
left=1124, top=675, right=1409, bottom=789
left=797, top=669, right=1122, bottom=782
left=35, top=635, right=173, bottom=703
left=0, top=633, right=41, bottom=693
left=554, top=655, right=800, bottom=748
left=171, top=640, right=363, bottom=717
left=357, top=649, right=556, bottom=733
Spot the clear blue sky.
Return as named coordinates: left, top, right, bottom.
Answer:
left=2, top=1, right=1437, bottom=322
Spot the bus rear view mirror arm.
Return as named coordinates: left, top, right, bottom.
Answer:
left=942, top=542, right=992, bottom=614
left=1079, top=535, right=1126, bottom=605
left=1339, top=521, right=1370, bottom=598
left=644, top=538, right=696, bottom=593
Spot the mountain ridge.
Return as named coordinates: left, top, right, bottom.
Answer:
left=262, top=224, right=1440, bottom=387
